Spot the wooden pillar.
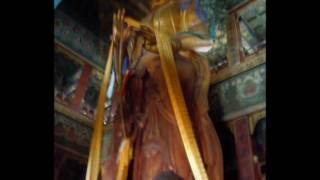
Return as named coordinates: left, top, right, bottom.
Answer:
left=54, top=149, right=66, bottom=180
left=232, top=117, right=255, bottom=180
left=226, top=13, right=243, bottom=66
left=70, top=63, right=92, bottom=111
left=253, top=159, right=263, bottom=180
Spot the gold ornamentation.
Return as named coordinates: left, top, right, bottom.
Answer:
left=153, top=9, right=209, bottom=179
left=85, top=39, right=114, bottom=180
left=248, top=109, right=266, bottom=135
left=115, top=138, right=132, bottom=180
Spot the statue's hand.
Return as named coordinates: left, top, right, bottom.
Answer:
left=112, top=9, right=126, bottom=44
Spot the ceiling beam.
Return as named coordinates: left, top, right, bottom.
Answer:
left=228, top=0, right=256, bottom=14
left=210, top=48, right=265, bottom=84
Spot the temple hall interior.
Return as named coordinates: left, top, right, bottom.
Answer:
left=54, top=0, right=266, bottom=179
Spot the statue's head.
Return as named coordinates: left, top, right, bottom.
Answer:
left=147, top=0, right=208, bottom=37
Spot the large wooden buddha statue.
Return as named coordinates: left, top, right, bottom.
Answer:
left=101, top=0, right=223, bottom=179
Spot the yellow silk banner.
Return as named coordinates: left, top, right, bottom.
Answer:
left=115, top=137, right=133, bottom=180
left=85, top=42, right=114, bottom=180
left=154, top=27, right=209, bottom=180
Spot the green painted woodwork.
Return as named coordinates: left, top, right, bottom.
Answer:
left=212, top=63, right=265, bottom=120
left=54, top=112, right=93, bottom=155
left=54, top=10, right=107, bottom=69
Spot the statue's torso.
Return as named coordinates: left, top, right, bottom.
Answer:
left=130, top=51, right=202, bottom=180
left=102, top=3, right=223, bottom=178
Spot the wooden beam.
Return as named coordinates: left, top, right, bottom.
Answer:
left=55, top=101, right=93, bottom=127
left=248, top=109, right=266, bottom=135
left=223, top=102, right=265, bottom=121
left=54, top=101, right=113, bottom=132
left=55, top=40, right=105, bottom=73
left=55, top=143, right=88, bottom=162
left=210, top=48, right=265, bottom=84
left=226, top=13, right=242, bottom=66
left=70, top=63, right=92, bottom=111
left=228, top=0, right=256, bottom=14
left=232, top=117, right=255, bottom=180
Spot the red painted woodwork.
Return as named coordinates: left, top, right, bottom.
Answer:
left=254, top=161, right=263, bottom=180
left=227, top=13, right=242, bottom=66
left=233, top=117, right=255, bottom=180
left=70, top=63, right=92, bottom=111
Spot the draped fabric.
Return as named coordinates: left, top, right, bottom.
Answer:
left=102, top=50, right=223, bottom=180
left=101, top=1, right=223, bottom=179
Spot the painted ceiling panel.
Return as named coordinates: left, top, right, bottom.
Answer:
left=54, top=10, right=107, bottom=69
left=210, top=63, right=266, bottom=121
left=55, top=51, right=84, bottom=103
left=57, top=0, right=101, bottom=36
left=238, top=0, right=266, bottom=55
left=54, top=0, right=263, bottom=72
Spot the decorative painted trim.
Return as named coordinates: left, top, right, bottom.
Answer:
left=224, top=102, right=265, bottom=121
left=226, top=109, right=266, bottom=137
left=54, top=101, right=113, bottom=132
left=54, top=10, right=108, bottom=69
left=55, top=143, right=88, bottom=161
left=55, top=101, right=93, bottom=127
left=211, top=63, right=266, bottom=121
left=210, top=48, right=265, bottom=84
left=248, top=109, right=266, bottom=135
left=55, top=40, right=104, bottom=73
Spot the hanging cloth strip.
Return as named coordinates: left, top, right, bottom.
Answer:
left=115, top=137, right=133, bottom=180
left=153, top=11, right=209, bottom=180
left=85, top=41, right=114, bottom=180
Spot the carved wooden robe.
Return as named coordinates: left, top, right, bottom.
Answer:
left=102, top=48, right=223, bottom=179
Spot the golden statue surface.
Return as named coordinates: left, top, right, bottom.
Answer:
left=87, top=1, right=224, bottom=180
